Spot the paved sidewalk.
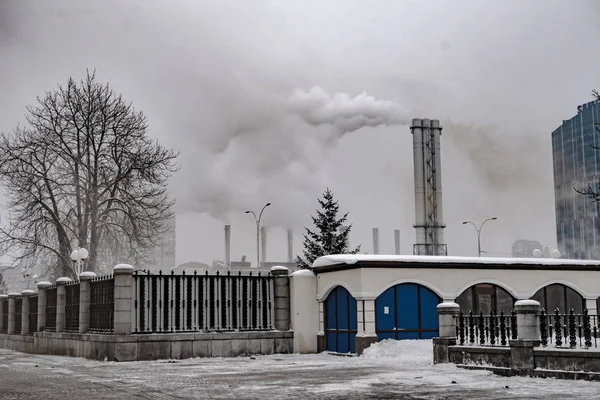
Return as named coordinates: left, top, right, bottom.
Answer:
left=0, top=349, right=599, bottom=399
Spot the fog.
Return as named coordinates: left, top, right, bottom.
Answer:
left=1, top=0, right=599, bottom=265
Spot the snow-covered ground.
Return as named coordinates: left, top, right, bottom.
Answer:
left=0, top=340, right=599, bottom=399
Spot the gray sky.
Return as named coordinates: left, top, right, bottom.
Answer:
left=1, top=0, right=599, bottom=265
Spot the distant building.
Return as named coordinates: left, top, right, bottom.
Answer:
left=552, top=99, right=600, bottom=259
left=511, top=239, right=544, bottom=258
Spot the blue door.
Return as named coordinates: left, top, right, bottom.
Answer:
left=325, top=286, right=357, bottom=353
left=376, top=283, right=440, bottom=340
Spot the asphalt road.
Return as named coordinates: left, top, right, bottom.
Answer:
left=0, top=349, right=598, bottom=399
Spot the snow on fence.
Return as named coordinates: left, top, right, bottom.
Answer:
left=132, top=270, right=275, bottom=333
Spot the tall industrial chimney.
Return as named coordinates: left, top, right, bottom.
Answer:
left=394, top=230, right=401, bottom=255
left=410, top=118, right=447, bottom=256
left=224, top=225, right=231, bottom=266
left=372, top=228, right=379, bottom=254
left=260, top=226, right=267, bottom=262
left=287, top=228, right=293, bottom=262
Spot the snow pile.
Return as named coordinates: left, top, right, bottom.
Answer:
left=360, top=339, right=433, bottom=366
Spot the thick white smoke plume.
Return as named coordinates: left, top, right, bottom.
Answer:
left=288, top=87, right=410, bottom=134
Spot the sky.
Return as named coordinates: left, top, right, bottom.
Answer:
left=0, top=0, right=599, bottom=266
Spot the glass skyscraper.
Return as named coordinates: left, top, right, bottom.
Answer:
left=552, top=99, right=600, bottom=260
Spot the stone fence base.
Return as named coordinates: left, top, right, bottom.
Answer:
left=0, top=331, right=293, bottom=362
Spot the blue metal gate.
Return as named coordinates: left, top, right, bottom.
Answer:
left=375, top=283, right=440, bottom=340
left=325, top=286, right=357, bottom=353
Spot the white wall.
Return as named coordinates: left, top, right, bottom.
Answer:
left=290, top=270, right=319, bottom=353
left=316, top=267, right=600, bottom=301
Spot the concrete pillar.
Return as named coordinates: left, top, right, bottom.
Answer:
left=79, top=272, right=97, bottom=334
left=510, top=299, right=541, bottom=375
left=290, top=269, right=318, bottom=353
left=36, top=281, right=52, bottom=332
left=356, top=299, right=378, bottom=355
left=21, top=289, right=35, bottom=336
left=113, top=264, right=134, bottom=335
left=271, top=266, right=290, bottom=331
left=7, top=293, right=19, bottom=335
left=433, top=302, right=460, bottom=364
left=0, top=294, right=7, bottom=332
left=55, top=277, right=72, bottom=333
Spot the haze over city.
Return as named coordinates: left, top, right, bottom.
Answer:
left=1, top=0, right=600, bottom=266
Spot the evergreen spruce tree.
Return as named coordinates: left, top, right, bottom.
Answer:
left=296, top=188, right=361, bottom=269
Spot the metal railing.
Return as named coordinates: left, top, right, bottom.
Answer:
left=28, top=295, right=38, bottom=335
left=133, top=270, right=274, bottom=333
left=540, top=309, right=600, bottom=348
left=64, top=280, right=80, bottom=332
left=455, top=310, right=517, bottom=346
left=14, top=297, right=22, bottom=334
left=45, top=285, right=57, bottom=332
left=1, top=299, right=7, bottom=333
left=89, top=274, right=114, bottom=333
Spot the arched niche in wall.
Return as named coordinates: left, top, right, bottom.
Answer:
left=455, top=283, right=515, bottom=314
left=531, top=284, right=584, bottom=314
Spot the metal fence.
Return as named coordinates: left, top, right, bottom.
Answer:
left=65, top=280, right=80, bottom=332
left=133, top=271, right=274, bottom=333
left=455, top=310, right=518, bottom=346
left=540, top=309, right=600, bottom=348
left=89, top=275, right=114, bottom=333
left=1, top=299, right=7, bottom=333
left=28, top=295, right=38, bottom=335
left=45, top=285, right=57, bottom=331
left=14, top=297, right=22, bottom=334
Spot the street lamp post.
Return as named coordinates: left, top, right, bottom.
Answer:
left=462, top=217, right=498, bottom=257
left=70, top=247, right=89, bottom=276
left=245, top=203, right=271, bottom=269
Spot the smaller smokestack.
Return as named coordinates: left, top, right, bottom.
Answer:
left=261, top=226, right=267, bottom=262
left=224, top=225, right=231, bottom=266
left=394, top=230, right=401, bottom=255
left=287, top=228, right=293, bottom=262
left=372, top=228, right=379, bottom=254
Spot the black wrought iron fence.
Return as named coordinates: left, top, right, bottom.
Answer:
left=45, top=285, right=57, bottom=331
left=539, top=308, right=599, bottom=348
left=28, top=295, right=38, bottom=335
left=89, top=274, right=114, bottom=333
left=1, top=299, right=7, bottom=333
left=455, top=310, right=518, bottom=346
left=64, top=280, right=80, bottom=332
left=14, top=297, right=22, bottom=334
left=133, top=270, right=274, bottom=333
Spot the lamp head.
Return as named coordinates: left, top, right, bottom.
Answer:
left=265, top=202, right=271, bottom=207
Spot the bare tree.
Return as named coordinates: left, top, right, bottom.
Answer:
left=0, top=71, right=178, bottom=277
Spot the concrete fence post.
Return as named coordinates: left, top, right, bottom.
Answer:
left=21, top=290, right=35, bottom=336
left=36, top=281, right=52, bottom=332
left=289, top=269, right=318, bottom=353
left=510, top=299, right=541, bottom=375
left=433, top=302, right=460, bottom=364
left=0, top=294, right=7, bottom=332
left=55, top=277, right=72, bottom=333
left=79, top=272, right=97, bottom=334
left=113, top=264, right=134, bottom=335
left=7, top=293, right=19, bottom=335
left=271, top=266, right=290, bottom=331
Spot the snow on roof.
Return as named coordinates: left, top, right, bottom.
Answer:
left=312, top=254, right=600, bottom=269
